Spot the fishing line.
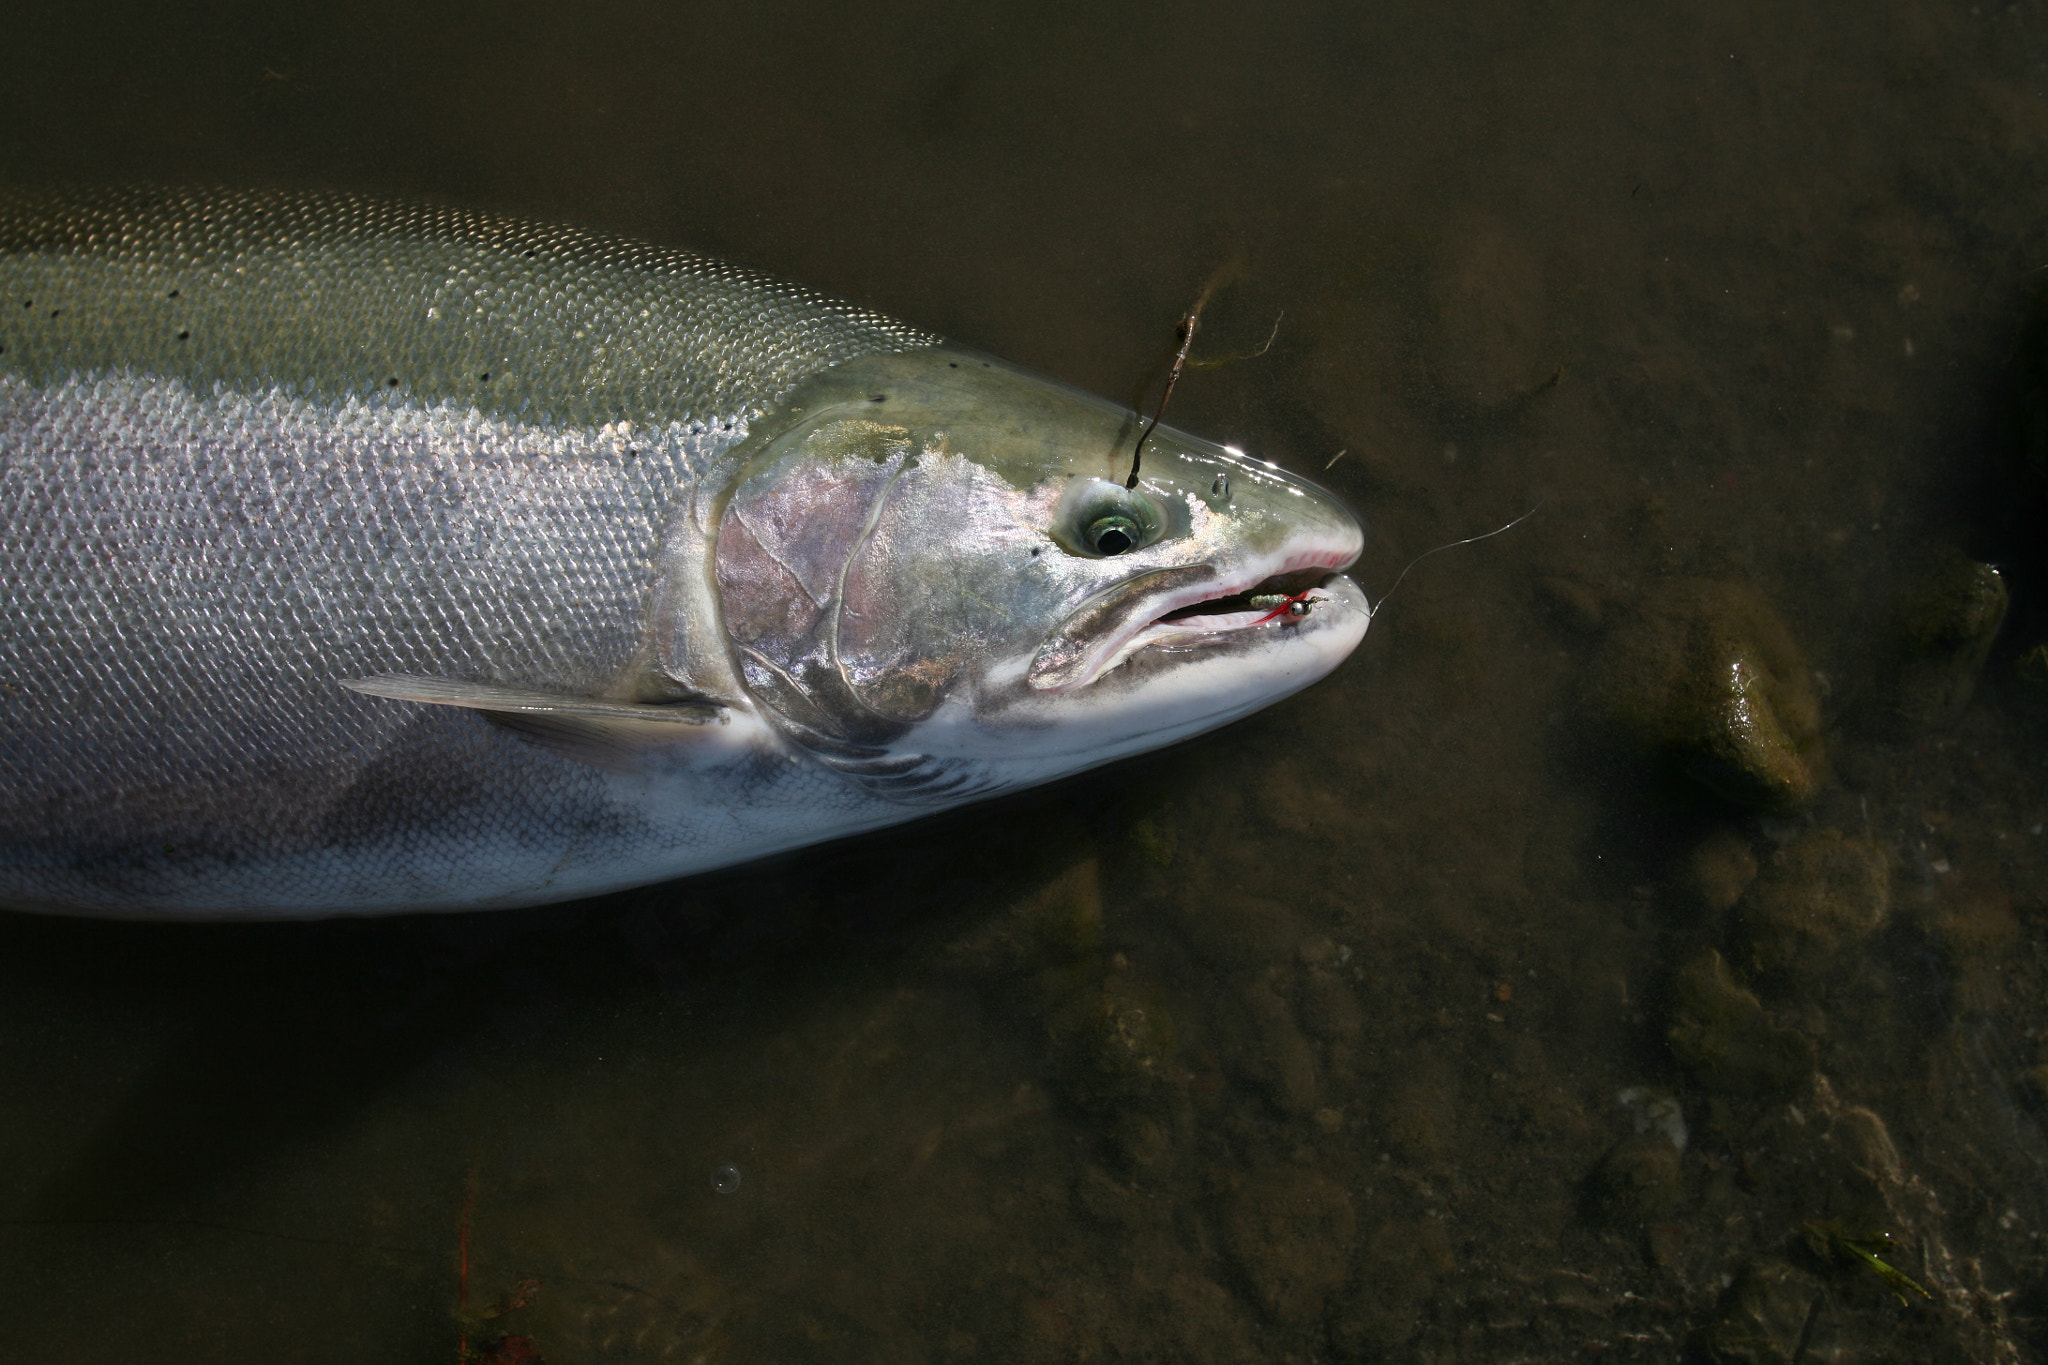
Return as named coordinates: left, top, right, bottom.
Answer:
left=1369, top=501, right=1544, bottom=616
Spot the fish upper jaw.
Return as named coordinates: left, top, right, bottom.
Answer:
left=1025, top=530, right=1366, bottom=695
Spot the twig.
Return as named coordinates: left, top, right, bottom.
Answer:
left=1127, top=309, right=1201, bottom=489
left=1187, top=310, right=1284, bottom=370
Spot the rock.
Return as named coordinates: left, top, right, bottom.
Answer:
left=1238, top=976, right=1319, bottom=1116
left=1221, top=1166, right=1357, bottom=1329
left=1740, top=1078, right=2023, bottom=1357
left=1682, top=827, right=1760, bottom=915
left=1665, top=950, right=1815, bottom=1094
left=1295, top=965, right=1366, bottom=1046
left=1589, top=579, right=1823, bottom=812
left=1733, top=829, right=1889, bottom=974
left=1171, top=892, right=1305, bottom=970
left=1879, top=549, right=2007, bottom=728
left=1326, top=1219, right=1452, bottom=1359
left=1159, top=1272, right=1262, bottom=1365
left=1296, top=935, right=1340, bottom=967
left=1107, top=1109, right=1175, bottom=1173
left=1590, top=1131, right=1685, bottom=1223
left=1073, top=1163, right=1146, bottom=1228
left=1927, top=881, right=2023, bottom=1015
left=1616, top=1086, right=1689, bottom=1151
left=1379, top=1054, right=1459, bottom=1163
left=938, top=857, right=1102, bottom=979
left=1049, top=978, right=1176, bottom=1111
left=1127, top=814, right=1177, bottom=868
left=1744, top=1078, right=1930, bottom=1264
left=1694, top=1257, right=1826, bottom=1364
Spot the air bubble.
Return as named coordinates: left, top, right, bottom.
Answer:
left=711, top=1163, right=742, bottom=1195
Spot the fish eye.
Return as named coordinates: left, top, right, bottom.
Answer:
left=1053, top=479, right=1164, bottom=558
left=1086, top=514, right=1140, bottom=556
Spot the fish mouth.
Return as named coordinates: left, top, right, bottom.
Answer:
left=1027, top=543, right=1363, bottom=693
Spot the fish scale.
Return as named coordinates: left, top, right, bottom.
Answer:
left=0, top=186, right=934, bottom=426
left=0, top=188, right=1368, bottom=917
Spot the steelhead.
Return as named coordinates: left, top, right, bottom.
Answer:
left=0, top=188, right=1368, bottom=918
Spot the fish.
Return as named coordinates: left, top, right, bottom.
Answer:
left=0, top=187, right=1369, bottom=918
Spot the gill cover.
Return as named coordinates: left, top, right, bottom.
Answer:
left=715, top=416, right=944, bottom=748
left=713, top=343, right=1366, bottom=792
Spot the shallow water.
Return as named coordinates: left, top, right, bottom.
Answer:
left=5, top=2, right=2048, bottom=1360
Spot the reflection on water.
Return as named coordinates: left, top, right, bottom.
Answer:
left=5, top=1, right=2048, bottom=1359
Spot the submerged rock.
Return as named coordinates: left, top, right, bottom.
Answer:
left=1326, top=1219, right=1453, bottom=1359
left=1664, top=950, right=1815, bottom=1094
left=1221, top=1166, right=1357, bottom=1329
left=1378, top=1053, right=1460, bottom=1164
left=1295, top=958, right=1366, bottom=1047
left=1616, top=1085, right=1690, bottom=1150
left=1925, top=881, right=2023, bottom=1015
left=1049, top=977, right=1177, bottom=1111
left=1237, top=976, right=1320, bottom=1116
left=1737, top=1077, right=2023, bottom=1356
left=1170, top=892, right=1306, bottom=970
left=1878, top=549, right=2007, bottom=729
left=1107, top=1109, right=1175, bottom=1173
left=1590, top=1130, right=1685, bottom=1223
left=1695, top=1257, right=1826, bottom=1364
left=1743, top=1078, right=1945, bottom=1290
left=1733, top=829, right=1890, bottom=975
left=937, top=856, right=1103, bottom=980
left=1589, top=579, right=1823, bottom=812
left=1682, top=827, right=1761, bottom=915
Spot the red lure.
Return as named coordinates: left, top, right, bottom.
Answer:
left=1251, top=588, right=1318, bottom=625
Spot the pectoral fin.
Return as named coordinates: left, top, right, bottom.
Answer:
left=341, top=674, right=736, bottom=772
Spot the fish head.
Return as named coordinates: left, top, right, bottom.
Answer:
left=714, top=345, right=1368, bottom=797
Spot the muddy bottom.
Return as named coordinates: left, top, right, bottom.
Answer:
left=4, top=1, right=2048, bottom=1361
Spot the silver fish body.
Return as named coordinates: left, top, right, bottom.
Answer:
left=0, top=188, right=1369, bottom=918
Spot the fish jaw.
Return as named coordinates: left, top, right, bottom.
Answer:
left=1026, top=529, right=1366, bottom=694
left=912, top=572, right=1370, bottom=774
left=1064, top=569, right=1371, bottom=756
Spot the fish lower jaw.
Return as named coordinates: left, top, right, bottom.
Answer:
left=1095, top=572, right=1365, bottom=678
left=1042, top=546, right=1363, bottom=694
